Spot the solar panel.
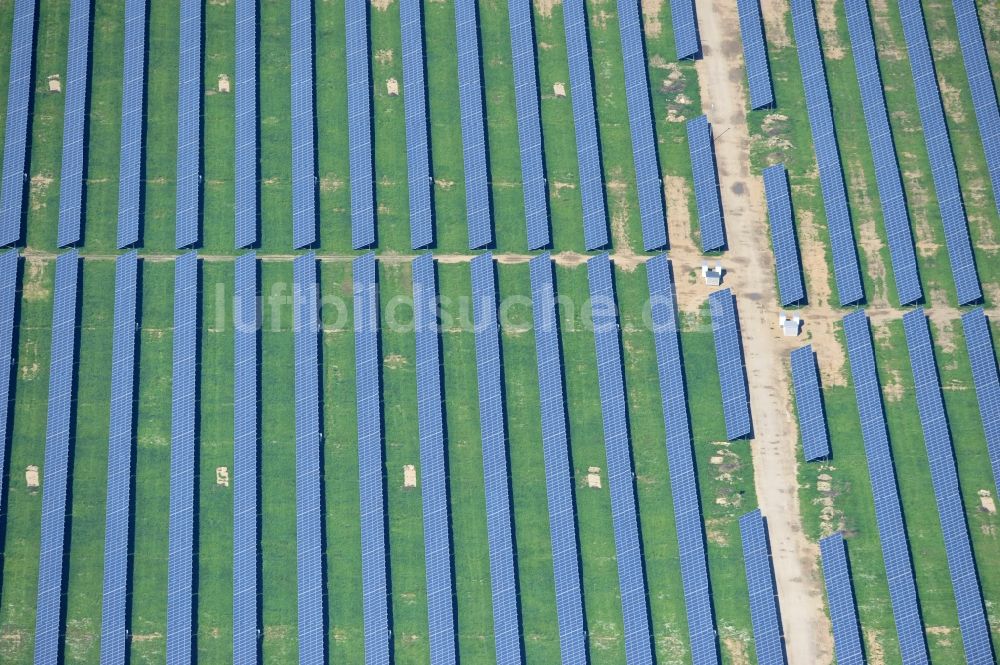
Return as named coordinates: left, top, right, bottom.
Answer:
left=100, top=251, right=138, bottom=665
left=354, top=252, right=391, bottom=664
left=291, top=0, right=317, bottom=249
left=739, top=510, right=785, bottom=665
left=898, top=0, right=981, bottom=305
left=618, top=0, right=667, bottom=251
left=412, top=254, right=458, bottom=664
left=670, top=0, right=700, bottom=60
left=842, top=310, right=928, bottom=664
left=233, top=252, right=258, bottom=664
left=587, top=254, right=653, bottom=665
left=0, top=251, right=15, bottom=499
left=687, top=116, right=726, bottom=252
left=167, top=251, right=198, bottom=665
left=527, top=254, right=588, bottom=663
left=509, top=0, right=549, bottom=250
left=401, top=0, right=433, bottom=249
left=33, top=250, right=80, bottom=665
left=818, top=533, right=864, bottom=665
left=57, top=0, right=92, bottom=247
left=348, top=0, right=375, bottom=249
left=708, top=289, right=751, bottom=440
left=736, top=0, right=774, bottom=109
left=762, top=164, right=805, bottom=306
left=789, top=0, right=864, bottom=306
left=118, top=0, right=147, bottom=248
left=843, top=0, right=922, bottom=306
left=789, top=345, right=829, bottom=461
left=293, top=253, right=325, bottom=662
left=902, top=310, right=993, bottom=663
left=961, top=308, right=1000, bottom=500
left=456, top=0, right=492, bottom=249
left=564, top=0, right=608, bottom=250
left=0, top=0, right=38, bottom=246
left=235, top=0, right=257, bottom=248
left=176, top=0, right=202, bottom=249
left=645, top=255, right=719, bottom=665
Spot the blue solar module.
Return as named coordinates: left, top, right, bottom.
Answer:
left=509, top=0, right=549, bottom=250
left=33, top=250, right=79, bottom=665
left=762, top=164, right=805, bottom=306
left=176, top=0, right=202, bottom=249
left=952, top=0, right=1000, bottom=218
left=842, top=310, right=928, bottom=664
left=899, top=0, right=981, bottom=305
left=843, top=0, right=923, bottom=306
left=737, top=0, right=774, bottom=109
left=0, top=250, right=15, bottom=504
left=818, top=533, right=864, bottom=665
left=291, top=0, right=317, bottom=249
left=233, top=252, right=258, bottom=664
left=100, top=252, right=138, bottom=665
left=564, top=0, right=608, bottom=250
left=962, top=308, right=1000, bottom=500
left=401, top=0, right=433, bottom=249
left=645, top=255, right=719, bottom=665
left=235, top=0, right=257, bottom=248
left=0, top=0, right=37, bottom=246
left=354, top=252, right=391, bottom=664
left=790, top=345, right=829, bottom=461
left=903, top=310, right=994, bottom=664
left=587, top=254, right=653, bottom=665
left=57, top=0, right=92, bottom=247
left=117, top=0, right=147, bottom=248
left=456, top=0, right=492, bottom=249
left=412, top=253, right=458, bottom=664
left=687, top=116, right=726, bottom=252
left=348, top=0, right=375, bottom=249
left=739, top=510, right=785, bottom=665
left=670, top=0, right=700, bottom=60
left=528, top=254, right=588, bottom=663
left=167, top=251, right=198, bottom=665
left=708, top=289, right=751, bottom=440
left=789, top=0, right=864, bottom=306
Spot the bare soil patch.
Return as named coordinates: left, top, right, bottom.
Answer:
left=640, top=0, right=662, bottom=38
left=371, top=0, right=395, bottom=11
left=534, top=0, right=562, bottom=18
left=759, top=0, right=791, bottom=48
left=816, top=1, right=845, bottom=59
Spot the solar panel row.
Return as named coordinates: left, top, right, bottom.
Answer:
left=34, top=250, right=79, bottom=665
left=0, top=251, right=14, bottom=498
left=348, top=0, right=375, bottom=249
left=708, top=288, right=751, bottom=440
left=789, top=0, right=864, bottom=306
left=401, top=0, right=433, bottom=249
left=100, top=251, right=138, bottom=665
left=818, top=533, right=864, bottom=665
left=961, top=308, right=1000, bottom=500
left=587, top=254, right=653, bottom=665
left=645, top=255, right=719, bottom=665
left=842, top=310, right=928, bottom=664
left=762, top=164, right=805, bottom=306
left=902, top=310, right=994, bottom=664
left=670, top=0, right=700, bottom=60
left=843, top=0, right=922, bottom=306
left=291, top=0, right=317, bottom=249
left=176, top=0, right=202, bottom=249
left=789, top=345, right=829, bottom=461
left=118, top=0, right=146, bottom=248
left=687, top=116, right=726, bottom=252
left=898, top=0, right=981, bottom=305
left=736, top=0, right=774, bottom=110
left=456, top=0, right=492, bottom=249
left=235, top=0, right=257, bottom=249
left=57, top=0, right=92, bottom=247
left=739, top=510, right=785, bottom=665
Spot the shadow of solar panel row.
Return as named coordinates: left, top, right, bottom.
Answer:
left=471, top=253, right=523, bottom=665
left=353, top=252, right=391, bottom=664
left=456, top=0, right=492, bottom=249
left=843, top=0, right=922, bottom=306
left=57, top=0, right=92, bottom=248
left=645, top=255, right=719, bottom=665
left=235, top=0, right=257, bottom=248
left=348, top=0, right=375, bottom=249
left=33, top=250, right=79, bottom=665
left=902, top=309, right=994, bottom=664
left=670, top=0, right=700, bottom=60
left=0, top=250, right=17, bottom=505
left=587, top=254, right=653, bottom=665
left=117, top=0, right=146, bottom=248
left=739, top=510, right=785, bottom=665
left=176, top=0, right=201, bottom=249
left=687, top=116, right=726, bottom=252
left=762, top=164, right=805, bottom=306
left=961, top=308, right=1000, bottom=499
left=952, top=0, right=1000, bottom=218
left=842, top=310, right=928, bottom=664
left=818, top=533, right=864, bottom=665
left=166, top=251, right=197, bottom=665
left=898, top=0, right=980, bottom=305
left=790, top=0, right=863, bottom=306
left=789, top=345, right=829, bottom=461
left=0, top=0, right=38, bottom=246
left=708, top=289, right=751, bottom=440
left=509, top=0, right=549, bottom=250
left=564, top=0, right=608, bottom=251
left=618, top=0, right=666, bottom=251
left=412, top=254, right=458, bottom=664
left=736, top=0, right=774, bottom=109
left=527, top=253, right=588, bottom=664
left=291, top=0, right=317, bottom=249
left=100, top=251, right=138, bottom=665
left=293, top=253, right=325, bottom=663
left=401, top=0, right=433, bottom=249
left=233, top=252, right=258, bottom=664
